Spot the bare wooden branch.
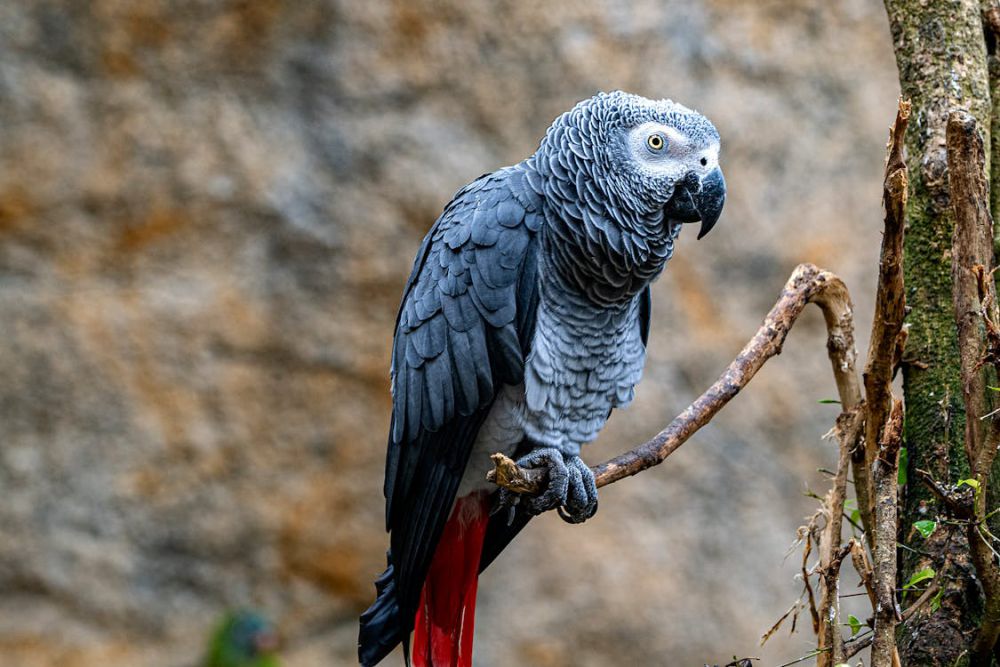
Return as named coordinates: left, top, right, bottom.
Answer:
left=947, top=108, right=1000, bottom=667
left=872, top=398, right=904, bottom=667
left=760, top=598, right=805, bottom=647
left=487, top=263, right=860, bottom=494
left=901, top=580, right=941, bottom=623
left=949, top=109, right=995, bottom=468
left=861, top=98, right=910, bottom=544
left=817, top=411, right=861, bottom=667
left=971, top=491, right=1000, bottom=666
left=801, top=524, right=821, bottom=636
left=817, top=542, right=851, bottom=666
left=849, top=537, right=877, bottom=610
left=844, top=635, right=874, bottom=661
left=915, top=468, right=974, bottom=518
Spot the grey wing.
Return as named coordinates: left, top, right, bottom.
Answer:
left=382, top=167, right=543, bottom=629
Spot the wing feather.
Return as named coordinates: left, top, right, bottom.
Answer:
left=381, top=166, right=543, bottom=632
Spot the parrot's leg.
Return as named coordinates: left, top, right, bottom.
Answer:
left=503, top=447, right=598, bottom=523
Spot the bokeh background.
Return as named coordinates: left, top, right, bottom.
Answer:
left=0, top=1, right=901, bottom=665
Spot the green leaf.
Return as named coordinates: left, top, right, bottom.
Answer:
left=989, top=386, right=1000, bottom=392
left=958, top=478, right=980, bottom=491
left=904, top=567, right=936, bottom=590
left=913, top=520, right=937, bottom=539
left=930, top=588, right=944, bottom=612
left=817, top=398, right=841, bottom=404
left=850, top=508, right=861, bottom=525
left=898, top=447, right=908, bottom=486
left=847, top=614, right=862, bottom=637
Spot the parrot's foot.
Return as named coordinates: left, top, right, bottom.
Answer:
left=557, top=455, right=598, bottom=524
left=496, top=447, right=597, bottom=524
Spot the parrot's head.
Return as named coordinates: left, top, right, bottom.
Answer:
left=204, top=610, right=281, bottom=667
left=540, top=90, right=726, bottom=240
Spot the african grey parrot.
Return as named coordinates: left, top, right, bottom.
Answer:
left=358, top=91, right=725, bottom=666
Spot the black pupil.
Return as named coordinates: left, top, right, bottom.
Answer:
left=651, top=136, right=661, bottom=147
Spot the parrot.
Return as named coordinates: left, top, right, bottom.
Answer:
left=358, top=90, right=725, bottom=666
left=203, top=610, right=281, bottom=667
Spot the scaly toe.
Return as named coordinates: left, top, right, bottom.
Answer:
left=514, top=447, right=569, bottom=515
left=558, top=456, right=599, bottom=524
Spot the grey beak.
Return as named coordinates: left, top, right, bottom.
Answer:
left=663, top=166, right=726, bottom=240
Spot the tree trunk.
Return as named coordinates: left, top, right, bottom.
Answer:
left=882, top=1, right=996, bottom=664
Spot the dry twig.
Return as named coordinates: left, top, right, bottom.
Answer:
left=817, top=412, right=861, bottom=666
left=871, top=399, right=904, bottom=667
left=861, top=98, right=910, bottom=543
left=850, top=537, right=878, bottom=611
left=817, top=543, right=851, bottom=665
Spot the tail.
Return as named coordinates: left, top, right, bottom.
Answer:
left=359, top=554, right=408, bottom=667
left=412, top=493, right=490, bottom=667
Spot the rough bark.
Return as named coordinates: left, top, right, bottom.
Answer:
left=861, top=98, right=910, bottom=545
left=883, top=0, right=994, bottom=662
left=950, top=111, right=994, bottom=470
left=985, top=1, right=1000, bottom=250
left=948, top=109, right=1000, bottom=667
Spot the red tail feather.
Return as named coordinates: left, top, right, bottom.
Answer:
left=413, top=492, right=490, bottom=667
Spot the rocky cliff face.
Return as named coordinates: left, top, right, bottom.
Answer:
left=0, top=1, right=897, bottom=665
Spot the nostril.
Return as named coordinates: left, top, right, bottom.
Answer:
left=700, top=157, right=708, bottom=166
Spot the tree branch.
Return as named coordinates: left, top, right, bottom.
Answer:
left=816, top=411, right=862, bottom=667
left=948, top=108, right=1000, bottom=667
left=487, top=263, right=860, bottom=494
left=983, top=0, right=1000, bottom=249
left=861, top=98, right=910, bottom=544
left=872, top=398, right=904, bottom=667
left=849, top=537, right=878, bottom=610
left=950, top=110, right=994, bottom=469
left=817, top=542, right=850, bottom=666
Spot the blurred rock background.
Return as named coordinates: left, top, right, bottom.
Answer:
left=0, top=1, right=898, bottom=665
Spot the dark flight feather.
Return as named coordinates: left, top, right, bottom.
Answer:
left=361, top=167, right=543, bottom=667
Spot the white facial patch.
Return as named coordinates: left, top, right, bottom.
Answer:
left=625, top=123, right=686, bottom=183
left=627, top=121, right=719, bottom=177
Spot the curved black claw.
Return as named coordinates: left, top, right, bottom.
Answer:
left=514, top=447, right=569, bottom=516
left=557, top=456, right=598, bottom=524
left=493, top=486, right=522, bottom=527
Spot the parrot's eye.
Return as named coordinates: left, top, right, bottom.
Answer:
left=646, top=134, right=666, bottom=151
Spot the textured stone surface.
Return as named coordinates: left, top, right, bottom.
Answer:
left=0, top=1, right=897, bottom=665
